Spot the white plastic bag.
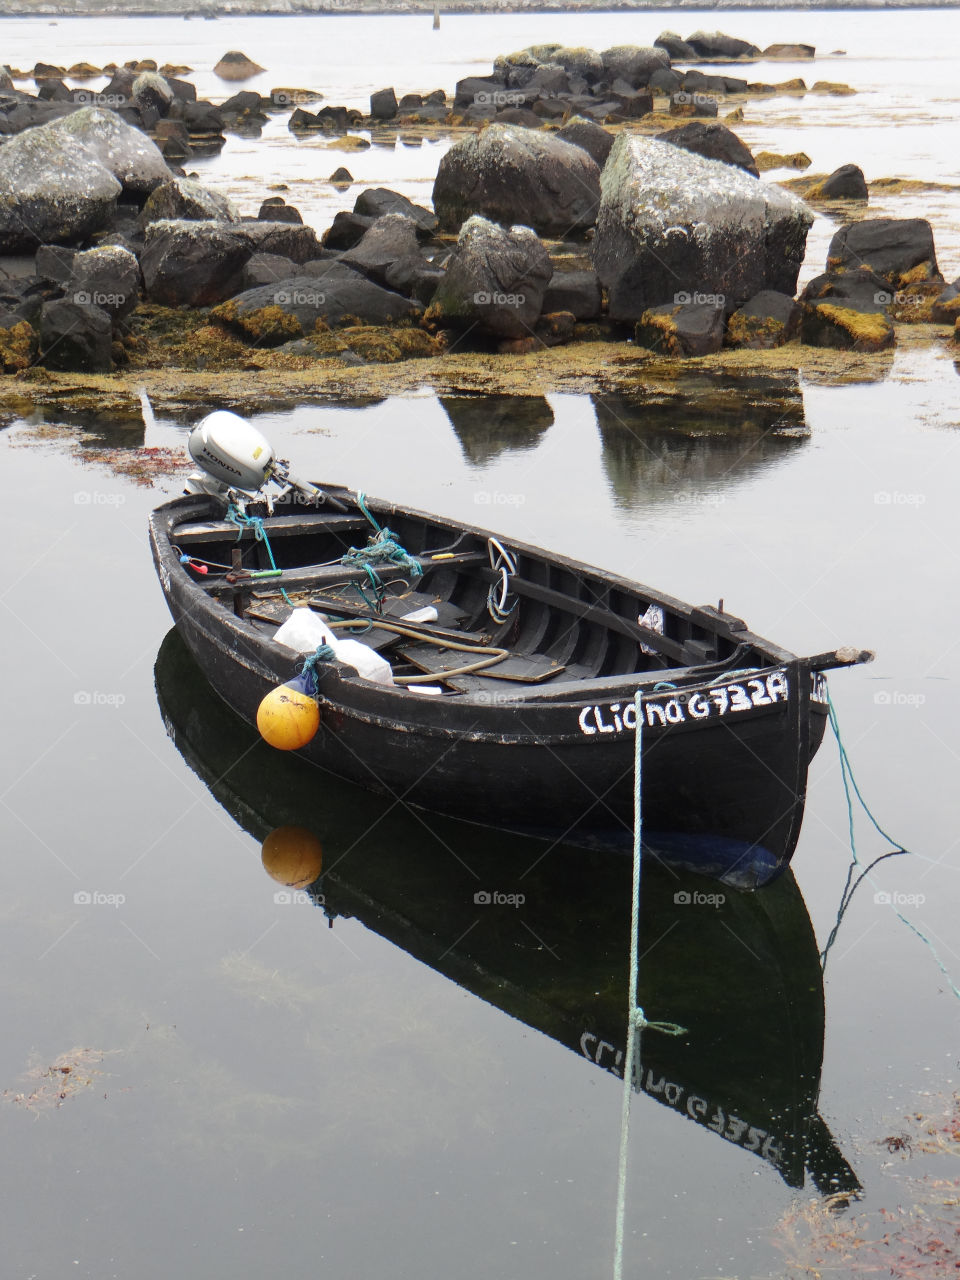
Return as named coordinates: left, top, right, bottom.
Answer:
left=274, top=608, right=337, bottom=653
left=330, top=638, right=395, bottom=686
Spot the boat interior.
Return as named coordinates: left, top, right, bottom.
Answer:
left=168, top=496, right=779, bottom=698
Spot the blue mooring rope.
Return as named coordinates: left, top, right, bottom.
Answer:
left=300, top=643, right=336, bottom=695
left=613, top=691, right=686, bottom=1280
left=827, top=691, right=960, bottom=1002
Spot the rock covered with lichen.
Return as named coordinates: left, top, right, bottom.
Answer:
left=0, top=122, right=122, bottom=252
left=432, top=124, right=601, bottom=237
left=49, top=107, right=171, bottom=197
left=592, top=134, right=813, bottom=323
left=424, top=214, right=552, bottom=339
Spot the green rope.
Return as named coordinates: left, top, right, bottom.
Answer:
left=341, top=527, right=424, bottom=582
left=613, top=691, right=686, bottom=1280
left=356, top=490, right=381, bottom=534
left=225, top=503, right=296, bottom=608
left=827, top=691, right=960, bottom=1002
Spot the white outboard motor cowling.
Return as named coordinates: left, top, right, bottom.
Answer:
left=185, top=410, right=276, bottom=496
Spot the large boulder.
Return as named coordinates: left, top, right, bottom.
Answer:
left=432, top=124, right=601, bottom=237
left=138, top=176, right=241, bottom=226
left=556, top=116, right=614, bottom=168
left=600, top=46, right=669, bottom=87
left=68, top=244, right=140, bottom=320
left=655, top=31, right=698, bottom=61
left=932, top=279, right=960, bottom=325
left=140, top=220, right=323, bottom=306
left=550, top=47, right=604, bottom=83
left=542, top=268, right=602, bottom=320
left=656, top=121, right=758, bottom=177
left=592, top=134, right=812, bottom=323
left=211, top=263, right=420, bottom=342
left=50, top=107, right=170, bottom=197
left=369, top=87, right=398, bottom=120
left=213, top=51, right=265, bottom=81
left=0, top=123, right=121, bottom=252
left=424, top=214, right=552, bottom=340
left=39, top=299, right=113, bottom=370
left=826, top=218, right=941, bottom=287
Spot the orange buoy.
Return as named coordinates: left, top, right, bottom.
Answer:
left=256, top=680, right=319, bottom=751
left=261, top=826, right=324, bottom=887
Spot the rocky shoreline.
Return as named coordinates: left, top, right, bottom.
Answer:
left=2, top=1, right=960, bottom=13
left=2, top=31, right=958, bottom=409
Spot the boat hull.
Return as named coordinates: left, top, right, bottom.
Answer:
left=150, top=493, right=828, bottom=887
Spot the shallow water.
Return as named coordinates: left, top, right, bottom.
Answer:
left=2, top=339, right=960, bottom=1276
left=3, top=8, right=960, bottom=279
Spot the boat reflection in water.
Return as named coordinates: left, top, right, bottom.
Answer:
left=155, top=628, right=859, bottom=1196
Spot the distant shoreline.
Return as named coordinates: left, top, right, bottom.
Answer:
left=2, top=0, right=960, bottom=17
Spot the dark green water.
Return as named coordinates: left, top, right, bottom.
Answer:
left=1, top=347, right=958, bottom=1278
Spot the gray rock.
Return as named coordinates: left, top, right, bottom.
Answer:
left=35, top=243, right=78, bottom=284
left=550, top=47, right=604, bottom=84
left=542, top=268, right=602, bottom=320
left=826, top=218, right=941, bottom=287
left=383, top=255, right=445, bottom=304
left=257, top=198, right=303, bottom=224
left=39, top=299, right=113, bottom=371
left=592, top=134, right=812, bottom=323
left=931, top=279, right=960, bottom=324
left=817, top=164, right=868, bottom=200
left=725, top=290, right=801, bottom=347
left=685, top=31, right=761, bottom=60
left=656, top=121, right=758, bottom=177
left=138, top=176, right=241, bottom=226
left=433, top=124, right=601, bottom=237
left=649, top=68, right=682, bottom=95
left=49, top=107, right=170, bottom=197
left=68, top=244, right=140, bottom=319
left=0, top=123, right=121, bottom=252
left=140, top=219, right=323, bottom=306
left=635, top=301, right=725, bottom=356
left=655, top=32, right=698, bottom=61
left=556, top=116, right=614, bottom=168
left=218, top=263, right=420, bottom=334
left=323, top=211, right=376, bottom=251
left=132, top=71, right=174, bottom=116
left=341, top=214, right=421, bottom=287
left=424, top=214, right=552, bottom=339
left=240, top=252, right=298, bottom=290
left=370, top=87, right=398, bottom=120
left=600, top=46, right=669, bottom=88
left=353, top=187, right=438, bottom=237
left=670, top=92, right=718, bottom=119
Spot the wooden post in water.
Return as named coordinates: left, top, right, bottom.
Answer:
left=433, top=1, right=440, bottom=29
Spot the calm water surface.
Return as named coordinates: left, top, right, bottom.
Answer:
left=2, top=8, right=960, bottom=1277
left=2, top=341, right=960, bottom=1277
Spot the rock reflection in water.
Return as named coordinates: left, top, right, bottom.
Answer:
left=439, top=394, right=554, bottom=465
left=593, top=370, right=808, bottom=507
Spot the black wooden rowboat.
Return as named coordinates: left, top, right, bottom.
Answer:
left=149, top=483, right=871, bottom=888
